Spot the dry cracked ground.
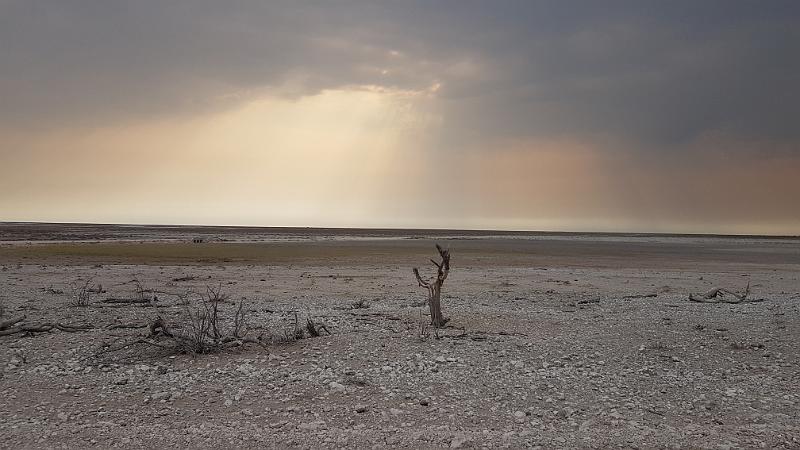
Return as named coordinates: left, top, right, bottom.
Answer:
left=1, top=227, right=799, bottom=449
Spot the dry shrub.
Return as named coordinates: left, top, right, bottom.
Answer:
left=95, top=285, right=333, bottom=361
left=133, top=279, right=155, bottom=302
left=275, top=312, right=330, bottom=342
left=148, top=285, right=256, bottom=354
left=70, top=279, right=93, bottom=307
left=351, top=299, right=371, bottom=309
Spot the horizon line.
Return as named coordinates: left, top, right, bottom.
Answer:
left=2, top=220, right=798, bottom=240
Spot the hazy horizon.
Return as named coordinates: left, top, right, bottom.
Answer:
left=4, top=220, right=800, bottom=238
left=2, top=2, right=799, bottom=235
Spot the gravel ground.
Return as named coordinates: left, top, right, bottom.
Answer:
left=1, top=230, right=799, bottom=449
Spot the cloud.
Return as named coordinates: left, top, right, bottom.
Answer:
left=2, top=1, right=798, bottom=149
left=0, top=1, right=440, bottom=129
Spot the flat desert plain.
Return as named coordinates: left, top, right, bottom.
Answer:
left=0, top=223, right=799, bottom=449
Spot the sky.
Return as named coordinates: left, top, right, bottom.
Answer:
left=1, top=1, right=799, bottom=234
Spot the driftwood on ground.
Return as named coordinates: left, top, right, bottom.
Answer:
left=688, top=282, right=765, bottom=304
left=0, top=319, right=95, bottom=336
left=0, top=315, right=26, bottom=330
left=623, top=293, right=658, bottom=299
left=102, top=297, right=154, bottom=305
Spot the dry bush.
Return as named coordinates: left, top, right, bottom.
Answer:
left=351, top=299, right=371, bottom=309
left=146, top=285, right=257, bottom=354
left=45, top=285, right=65, bottom=295
left=133, top=279, right=154, bottom=302
left=70, top=279, right=93, bottom=307
left=93, top=285, right=333, bottom=361
left=275, top=312, right=330, bottom=342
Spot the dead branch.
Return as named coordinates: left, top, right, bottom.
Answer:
left=350, top=311, right=401, bottom=322
left=0, top=321, right=94, bottom=336
left=233, top=300, right=246, bottom=338
left=577, top=298, right=601, bottom=305
left=0, top=327, right=26, bottom=336
left=107, top=322, right=149, bottom=330
left=306, top=318, right=331, bottom=337
left=0, top=324, right=53, bottom=335
left=688, top=282, right=765, bottom=304
left=55, top=323, right=95, bottom=332
left=623, top=293, right=658, bottom=299
left=102, top=297, right=153, bottom=305
left=412, top=244, right=451, bottom=327
left=0, top=315, right=26, bottom=330
left=293, top=312, right=305, bottom=340
left=172, top=275, right=197, bottom=282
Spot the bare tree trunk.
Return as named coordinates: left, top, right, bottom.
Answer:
left=414, top=244, right=451, bottom=327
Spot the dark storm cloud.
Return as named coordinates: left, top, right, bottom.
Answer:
left=1, top=1, right=798, bottom=150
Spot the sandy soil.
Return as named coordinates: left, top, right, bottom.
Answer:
left=1, top=224, right=799, bottom=449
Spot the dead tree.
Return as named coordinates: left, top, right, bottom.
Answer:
left=413, top=244, right=451, bottom=327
